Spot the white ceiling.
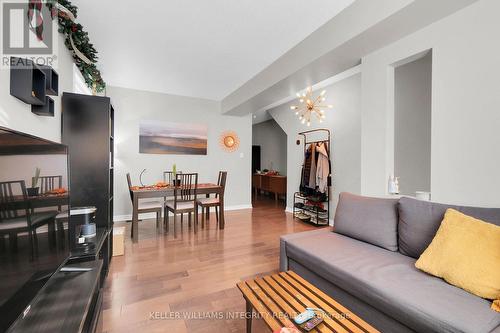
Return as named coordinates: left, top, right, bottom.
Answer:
left=71, top=0, right=354, bottom=100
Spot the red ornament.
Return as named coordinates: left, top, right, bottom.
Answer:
left=71, top=24, right=77, bottom=32
left=50, top=6, right=57, bottom=19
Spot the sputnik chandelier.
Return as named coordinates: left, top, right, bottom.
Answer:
left=290, top=87, right=333, bottom=126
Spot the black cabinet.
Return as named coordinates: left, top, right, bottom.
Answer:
left=62, top=93, right=114, bottom=275
left=8, top=260, right=103, bottom=333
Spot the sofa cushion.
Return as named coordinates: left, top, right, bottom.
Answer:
left=280, top=228, right=333, bottom=272
left=398, top=196, right=500, bottom=258
left=415, top=209, right=500, bottom=301
left=284, top=231, right=500, bottom=333
left=334, top=192, right=399, bottom=251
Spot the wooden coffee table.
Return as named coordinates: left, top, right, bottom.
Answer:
left=237, top=271, right=379, bottom=333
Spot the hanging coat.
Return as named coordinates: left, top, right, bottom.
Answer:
left=301, top=144, right=312, bottom=189
left=308, top=143, right=317, bottom=188
left=316, top=142, right=329, bottom=193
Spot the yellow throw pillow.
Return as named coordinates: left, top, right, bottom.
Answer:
left=493, top=299, right=500, bottom=312
left=415, top=209, right=500, bottom=301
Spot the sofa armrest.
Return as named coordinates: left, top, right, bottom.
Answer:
left=279, top=228, right=333, bottom=271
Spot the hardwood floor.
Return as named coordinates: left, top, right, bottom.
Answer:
left=102, top=196, right=322, bottom=333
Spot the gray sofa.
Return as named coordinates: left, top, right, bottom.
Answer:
left=280, top=193, right=500, bottom=333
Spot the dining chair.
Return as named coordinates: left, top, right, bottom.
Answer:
left=0, top=180, right=58, bottom=256
left=163, top=170, right=184, bottom=223
left=164, top=173, right=198, bottom=236
left=38, top=175, right=65, bottom=241
left=39, top=175, right=63, bottom=194
left=196, top=171, right=227, bottom=228
left=163, top=171, right=182, bottom=185
left=126, top=173, right=163, bottom=233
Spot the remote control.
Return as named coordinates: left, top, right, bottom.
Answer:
left=301, top=315, right=324, bottom=332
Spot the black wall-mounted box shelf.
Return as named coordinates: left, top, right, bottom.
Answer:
left=39, top=65, right=59, bottom=96
left=32, top=96, right=54, bottom=117
left=9, top=57, right=46, bottom=105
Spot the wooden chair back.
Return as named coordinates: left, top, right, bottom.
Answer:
left=126, top=173, right=134, bottom=202
left=216, top=171, right=227, bottom=198
left=0, top=180, right=29, bottom=222
left=39, top=175, right=62, bottom=194
left=173, top=173, right=198, bottom=204
left=163, top=171, right=182, bottom=184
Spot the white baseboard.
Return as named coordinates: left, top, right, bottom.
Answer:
left=114, top=212, right=157, bottom=222
left=113, top=204, right=253, bottom=222
left=226, top=204, right=253, bottom=211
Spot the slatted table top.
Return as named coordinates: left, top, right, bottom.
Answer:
left=237, top=271, right=379, bottom=333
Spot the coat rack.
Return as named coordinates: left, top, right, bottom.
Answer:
left=293, top=128, right=332, bottom=226
left=298, top=128, right=330, bottom=148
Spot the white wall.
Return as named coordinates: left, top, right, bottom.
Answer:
left=269, top=73, right=361, bottom=219
left=394, top=52, right=432, bottom=195
left=72, top=64, right=92, bottom=96
left=0, top=154, right=68, bottom=188
left=361, top=0, right=500, bottom=207
left=252, top=119, right=287, bottom=175
left=106, top=86, right=252, bottom=220
left=0, top=35, right=75, bottom=142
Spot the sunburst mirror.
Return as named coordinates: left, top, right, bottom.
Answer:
left=220, top=131, right=240, bottom=152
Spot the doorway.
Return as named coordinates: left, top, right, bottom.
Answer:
left=251, top=118, right=287, bottom=206
left=394, top=51, right=432, bottom=196
left=252, top=145, right=261, bottom=173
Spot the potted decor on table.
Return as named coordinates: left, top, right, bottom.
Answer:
left=172, top=164, right=181, bottom=186
left=27, top=167, right=41, bottom=196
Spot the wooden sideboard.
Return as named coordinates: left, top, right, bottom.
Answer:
left=252, top=174, right=286, bottom=203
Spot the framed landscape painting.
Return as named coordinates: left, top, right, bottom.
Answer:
left=139, top=120, right=208, bottom=155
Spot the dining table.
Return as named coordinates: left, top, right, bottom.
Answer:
left=129, top=183, right=224, bottom=242
left=10, top=193, right=69, bottom=209
left=5, top=192, right=69, bottom=248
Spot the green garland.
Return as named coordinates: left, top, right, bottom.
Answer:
left=46, top=0, right=105, bottom=92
